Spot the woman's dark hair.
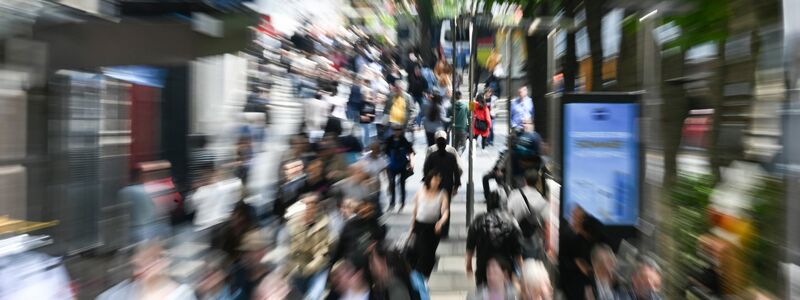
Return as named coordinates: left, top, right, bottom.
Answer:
left=474, top=94, right=487, bottom=108
left=232, top=201, right=257, bottom=227
left=427, top=94, right=442, bottom=122
left=486, top=190, right=501, bottom=211
left=422, top=170, right=442, bottom=190
left=372, top=245, right=415, bottom=297
left=582, top=214, right=606, bottom=243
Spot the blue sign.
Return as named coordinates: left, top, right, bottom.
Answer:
left=563, top=103, right=639, bottom=225
left=103, top=66, right=166, bottom=88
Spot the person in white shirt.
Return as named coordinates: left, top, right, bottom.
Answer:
left=306, top=92, right=332, bottom=133
left=325, top=88, right=349, bottom=120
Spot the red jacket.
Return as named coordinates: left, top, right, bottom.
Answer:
left=472, top=102, right=492, bottom=137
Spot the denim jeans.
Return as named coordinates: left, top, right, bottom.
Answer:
left=361, top=123, right=373, bottom=147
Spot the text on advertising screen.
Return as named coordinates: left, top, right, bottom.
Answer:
left=563, top=103, right=639, bottom=225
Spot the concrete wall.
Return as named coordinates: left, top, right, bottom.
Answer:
left=33, top=15, right=257, bottom=71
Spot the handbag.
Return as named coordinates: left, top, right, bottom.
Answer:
left=397, top=231, right=417, bottom=262
left=403, top=163, right=415, bottom=178
left=475, top=118, right=489, bottom=131
left=517, top=188, right=544, bottom=237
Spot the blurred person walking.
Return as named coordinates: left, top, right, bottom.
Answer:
left=473, top=95, right=492, bottom=151
left=422, top=93, right=447, bottom=146
left=234, top=136, right=253, bottom=187
left=273, top=158, right=306, bottom=222
left=407, top=65, right=428, bottom=126
left=466, top=257, right=519, bottom=300
left=484, top=88, right=499, bottom=146
left=360, top=90, right=378, bottom=148
left=347, top=76, right=367, bottom=122
left=228, top=229, right=275, bottom=300
left=326, top=256, right=375, bottom=300
left=361, top=141, right=389, bottom=207
left=196, top=252, right=241, bottom=300
left=299, top=159, right=332, bottom=199
left=119, top=167, right=161, bottom=244
left=452, top=91, right=469, bottom=154
left=97, top=241, right=196, bottom=300
left=211, top=201, right=258, bottom=260
left=306, top=91, right=332, bottom=136
left=625, top=256, right=663, bottom=300
left=520, top=259, right=553, bottom=300
left=385, top=124, right=415, bottom=212
left=385, top=82, right=416, bottom=139
left=560, top=207, right=605, bottom=300
left=586, top=244, right=624, bottom=300
left=510, top=87, right=533, bottom=133
left=409, top=172, right=450, bottom=278
left=422, top=130, right=462, bottom=237
left=285, top=194, right=332, bottom=298
left=466, top=195, right=524, bottom=286
left=330, top=201, right=387, bottom=267
left=506, top=170, right=549, bottom=260
left=369, top=246, right=414, bottom=300
left=331, top=163, right=380, bottom=211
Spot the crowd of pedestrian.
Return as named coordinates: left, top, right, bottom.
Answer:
left=104, top=21, right=666, bottom=300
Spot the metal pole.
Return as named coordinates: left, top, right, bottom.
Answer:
left=505, top=28, right=514, bottom=187
left=783, top=0, right=800, bottom=275
left=451, top=18, right=458, bottom=143
left=466, top=16, right=476, bottom=226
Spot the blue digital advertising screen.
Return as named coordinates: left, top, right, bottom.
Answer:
left=563, top=103, right=639, bottom=225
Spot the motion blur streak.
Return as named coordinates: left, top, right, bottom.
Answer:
left=0, top=0, right=797, bottom=299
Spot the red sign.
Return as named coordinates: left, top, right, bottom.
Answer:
left=258, top=15, right=277, bottom=37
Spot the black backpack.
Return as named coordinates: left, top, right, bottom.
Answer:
left=517, top=188, right=545, bottom=237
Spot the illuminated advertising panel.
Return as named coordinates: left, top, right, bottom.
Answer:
left=563, top=102, right=639, bottom=225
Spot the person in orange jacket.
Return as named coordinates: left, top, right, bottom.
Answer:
left=472, top=94, right=492, bottom=150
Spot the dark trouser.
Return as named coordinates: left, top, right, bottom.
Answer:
left=453, top=130, right=467, bottom=153
left=376, top=124, right=387, bottom=141
left=387, top=169, right=406, bottom=206
left=488, top=124, right=494, bottom=145
left=425, top=131, right=436, bottom=147
left=476, top=135, right=489, bottom=149
left=475, top=259, right=488, bottom=286
left=412, top=221, right=440, bottom=277
left=441, top=186, right=454, bottom=237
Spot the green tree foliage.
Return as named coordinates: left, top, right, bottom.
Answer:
left=664, top=0, right=730, bottom=49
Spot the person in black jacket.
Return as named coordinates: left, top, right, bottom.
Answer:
left=330, top=201, right=387, bottom=267
left=465, top=194, right=523, bottom=286
left=422, top=133, right=462, bottom=236
left=348, top=78, right=367, bottom=122
left=407, top=65, right=428, bottom=126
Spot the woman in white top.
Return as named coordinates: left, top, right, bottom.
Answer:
left=409, top=171, right=450, bottom=278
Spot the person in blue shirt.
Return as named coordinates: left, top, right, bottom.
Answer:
left=510, top=86, right=534, bottom=132
left=421, top=64, right=439, bottom=94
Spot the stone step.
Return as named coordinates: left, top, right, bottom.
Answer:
left=430, top=291, right=470, bottom=300
left=436, top=255, right=475, bottom=273
left=436, top=239, right=467, bottom=257
left=427, top=271, right=475, bottom=292
left=386, top=224, right=470, bottom=241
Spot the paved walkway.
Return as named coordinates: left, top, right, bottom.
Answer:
left=380, top=122, right=508, bottom=299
